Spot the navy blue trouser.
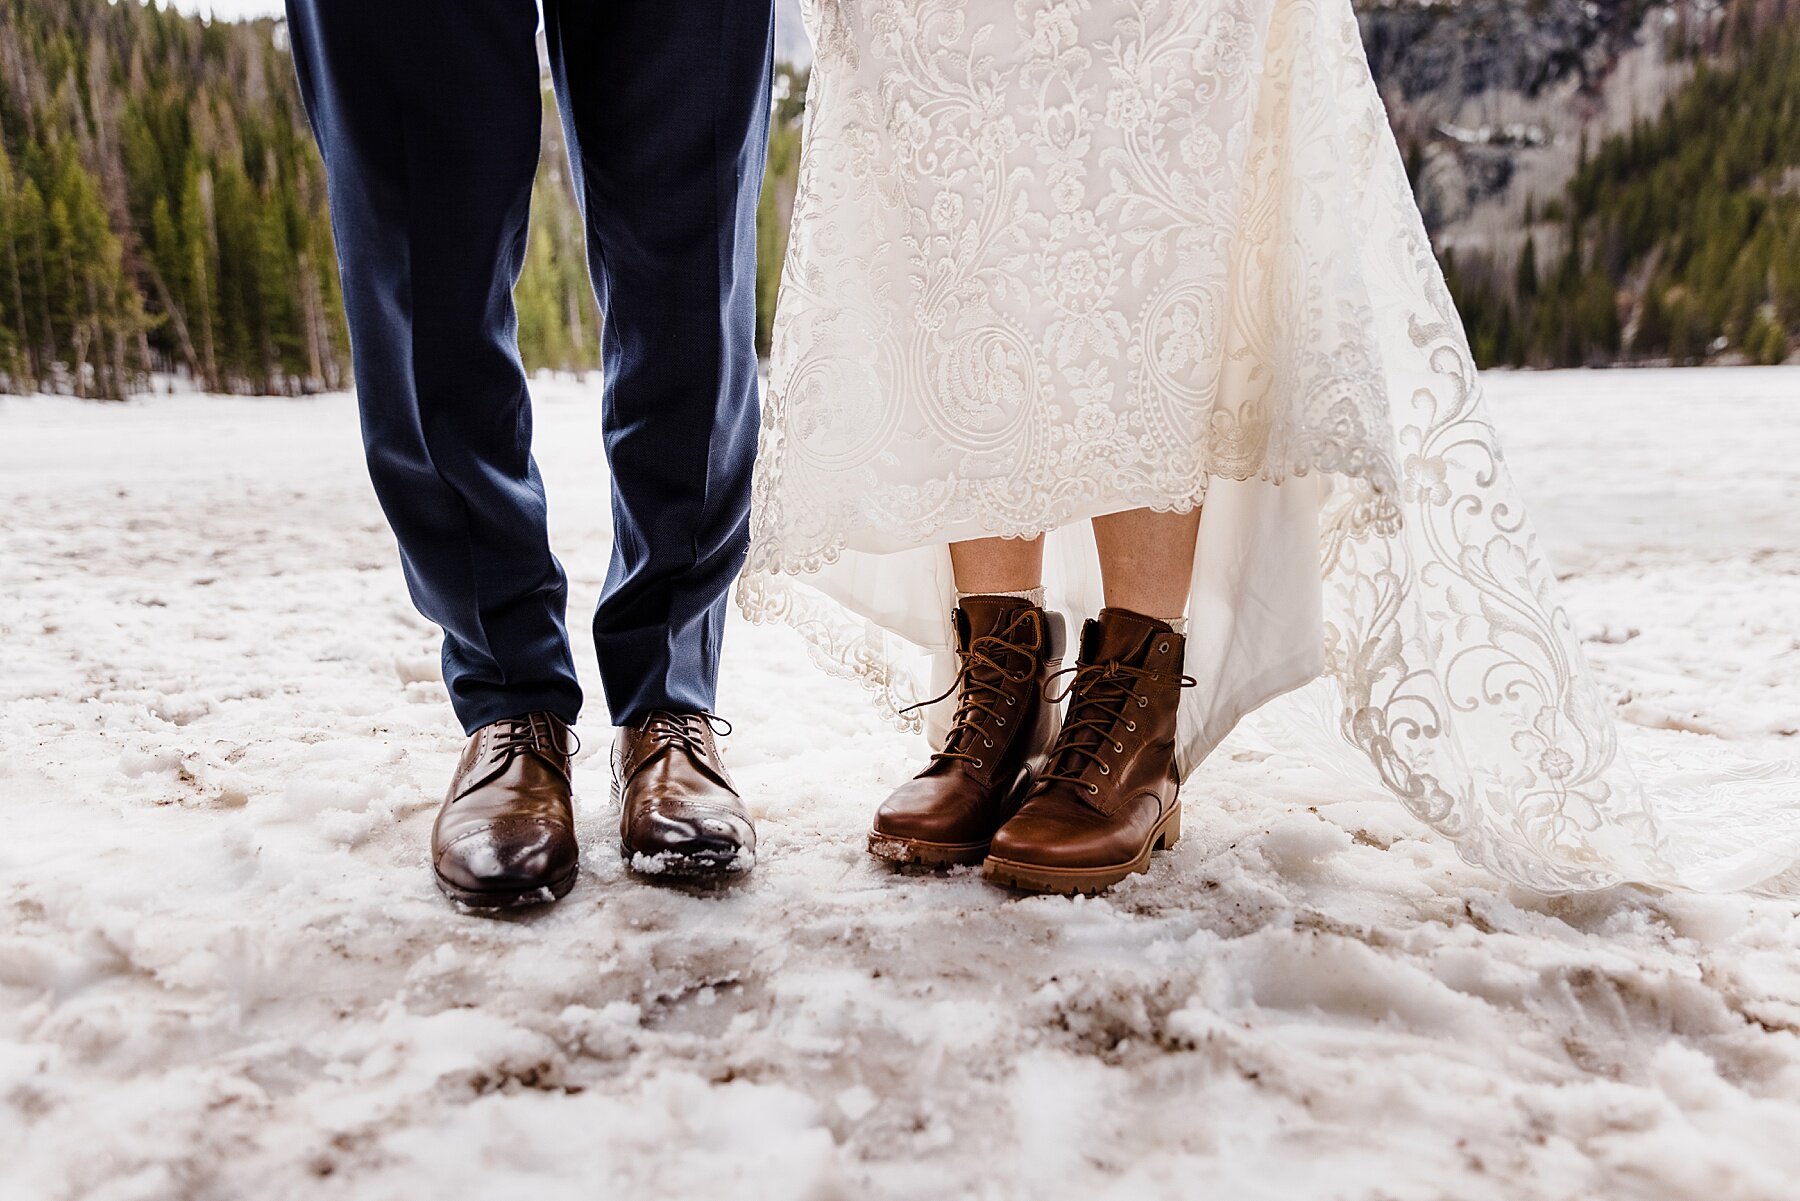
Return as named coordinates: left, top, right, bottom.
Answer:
left=286, top=0, right=773, bottom=733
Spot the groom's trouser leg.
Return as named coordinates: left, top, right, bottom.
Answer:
left=285, top=0, right=581, bottom=734
left=544, top=0, right=774, bottom=725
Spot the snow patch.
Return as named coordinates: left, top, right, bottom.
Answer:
left=3, top=370, right=1799, bottom=1197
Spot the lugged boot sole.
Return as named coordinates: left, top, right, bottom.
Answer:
left=867, top=831, right=990, bottom=867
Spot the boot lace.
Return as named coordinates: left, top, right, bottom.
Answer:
left=899, top=621, right=1040, bottom=770
left=1038, top=661, right=1195, bottom=794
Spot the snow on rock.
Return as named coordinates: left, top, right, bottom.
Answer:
left=2, top=369, right=1798, bottom=1200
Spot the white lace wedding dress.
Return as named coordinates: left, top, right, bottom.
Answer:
left=737, top=0, right=1800, bottom=894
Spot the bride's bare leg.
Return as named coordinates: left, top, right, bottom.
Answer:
left=949, top=535, right=1045, bottom=594
left=1091, top=507, right=1202, bottom=619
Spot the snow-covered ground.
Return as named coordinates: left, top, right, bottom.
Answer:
left=2, top=368, right=1798, bottom=1201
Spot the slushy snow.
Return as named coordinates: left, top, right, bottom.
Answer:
left=2, top=368, right=1797, bottom=1200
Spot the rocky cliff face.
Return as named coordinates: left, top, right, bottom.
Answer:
left=1359, top=0, right=1718, bottom=253
left=1359, top=0, right=1669, bottom=104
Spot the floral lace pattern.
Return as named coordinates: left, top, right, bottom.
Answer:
left=740, top=0, right=1800, bottom=894
left=749, top=0, right=1397, bottom=567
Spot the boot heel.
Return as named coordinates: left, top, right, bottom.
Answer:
left=1154, top=802, right=1181, bottom=850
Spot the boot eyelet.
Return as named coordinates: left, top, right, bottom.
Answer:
left=1006, top=696, right=1016, bottom=706
left=1099, top=764, right=1110, bottom=775
left=1088, top=784, right=1100, bottom=795
left=997, top=717, right=1006, bottom=726
left=1126, top=721, right=1137, bottom=731
left=973, top=759, right=985, bottom=769
left=1113, top=742, right=1124, bottom=752
left=1158, top=640, right=1171, bottom=653
left=983, top=738, right=994, bottom=748
left=1138, top=697, right=1149, bottom=708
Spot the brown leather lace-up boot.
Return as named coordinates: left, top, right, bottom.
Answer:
left=616, top=711, right=755, bottom=878
left=983, top=608, right=1194, bottom=894
left=432, top=712, right=580, bottom=908
left=869, top=596, right=1067, bottom=866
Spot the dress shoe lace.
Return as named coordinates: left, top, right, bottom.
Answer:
left=900, top=617, right=1040, bottom=769
left=638, top=711, right=732, bottom=763
left=490, top=712, right=580, bottom=760
left=1038, top=661, right=1196, bottom=793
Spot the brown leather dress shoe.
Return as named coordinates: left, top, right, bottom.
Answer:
left=431, top=712, right=580, bottom=908
left=983, top=609, right=1194, bottom=895
left=869, top=596, right=1066, bottom=866
left=616, top=711, right=754, bottom=877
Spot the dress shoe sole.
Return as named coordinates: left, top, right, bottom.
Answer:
left=434, top=863, right=579, bottom=909
left=867, top=830, right=990, bottom=867
left=982, top=803, right=1181, bottom=896
left=623, top=845, right=755, bottom=879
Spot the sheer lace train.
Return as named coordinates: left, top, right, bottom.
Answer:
left=737, top=0, right=1800, bottom=894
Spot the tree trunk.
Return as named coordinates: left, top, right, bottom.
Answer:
left=70, top=322, right=90, bottom=399
left=144, top=261, right=202, bottom=383
left=3, top=237, right=33, bottom=388
left=298, top=251, right=326, bottom=391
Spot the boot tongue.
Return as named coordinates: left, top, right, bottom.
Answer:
left=957, top=594, right=1038, bottom=647
left=1084, top=607, right=1173, bottom=667
left=939, top=596, right=1042, bottom=763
